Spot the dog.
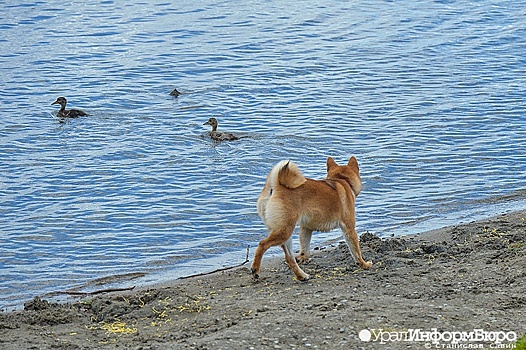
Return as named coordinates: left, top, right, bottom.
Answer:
left=251, top=156, right=372, bottom=281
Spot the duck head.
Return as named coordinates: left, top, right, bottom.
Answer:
left=52, top=97, right=67, bottom=108
left=203, top=117, right=219, bottom=131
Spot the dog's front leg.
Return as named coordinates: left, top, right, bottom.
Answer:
left=296, top=227, right=313, bottom=264
left=343, top=226, right=373, bottom=269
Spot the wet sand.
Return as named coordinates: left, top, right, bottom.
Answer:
left=1, top=210, right=525, bottom=349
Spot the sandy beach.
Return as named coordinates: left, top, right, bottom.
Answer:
left=1, top=210, right=525, bottom=349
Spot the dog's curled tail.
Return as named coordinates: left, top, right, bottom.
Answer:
left=269, top=160, right=307, bottom=189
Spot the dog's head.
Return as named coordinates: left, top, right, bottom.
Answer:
left=326, top=156, right=362, bottom=196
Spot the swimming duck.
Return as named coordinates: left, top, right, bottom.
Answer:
left=51, top=97, right=88, bottom=118
left=203, top=117, right=239, bottom=141
left=169, top=88, right=181, bottom=97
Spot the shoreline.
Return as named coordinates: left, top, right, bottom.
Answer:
left=1, top=210, right=525, bottom=349
left=1, top=206, right=522, bottom=312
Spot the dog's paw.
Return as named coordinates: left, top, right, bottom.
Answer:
left=295, top=253, right=310, bottom=265
left=251, top=268, right=260, bottom=280
left=297, top=273, right=310, bottom=282
left=360, top=261, right=373, bottom=269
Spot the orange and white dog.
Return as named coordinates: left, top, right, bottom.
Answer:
left=251, top=156, right=372, bottom=281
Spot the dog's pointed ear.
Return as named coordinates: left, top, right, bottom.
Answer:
left=326, top=157, right=338, bottom=172
left=348, top=156, right=359, bottom=172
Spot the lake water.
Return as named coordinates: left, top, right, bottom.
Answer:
left=1, top=0, right=525, bottom=310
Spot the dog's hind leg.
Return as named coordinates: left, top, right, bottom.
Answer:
left=251, top=227, right=294, bottom=280
left=296, top=227, right=313, bottom=264
left=342, top=225, right=373, bottom=269
left=282, top=237, right=310, bottom=281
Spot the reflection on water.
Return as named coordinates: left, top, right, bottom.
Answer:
left=1, top=0, right=525, bottom=309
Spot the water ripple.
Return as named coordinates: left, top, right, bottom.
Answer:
left=1, top=0, right=525, bottom=309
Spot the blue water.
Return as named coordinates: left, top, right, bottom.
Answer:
left=1, top=0, right=525, bottom=310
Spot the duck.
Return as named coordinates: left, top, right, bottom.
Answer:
left=203, top=117, right=239, bottom=141
left=51, top=97, right=88, bottom=118
left=169, top=88, right=181, bottom=97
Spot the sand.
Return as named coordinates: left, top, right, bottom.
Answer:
left=1, top=210, right=525, bottom=349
